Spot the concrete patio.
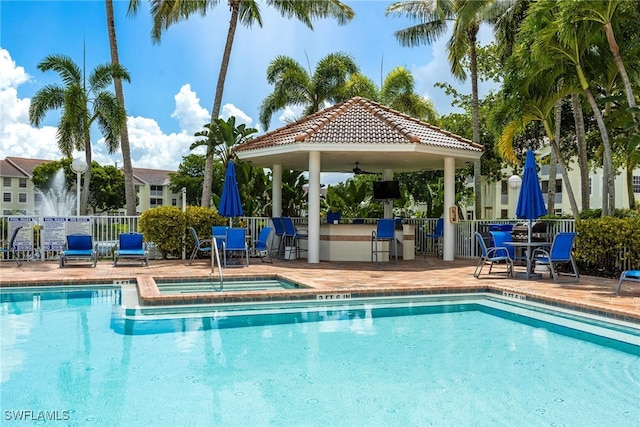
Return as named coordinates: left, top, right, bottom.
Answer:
left=1, top=256, right=638, bottom=323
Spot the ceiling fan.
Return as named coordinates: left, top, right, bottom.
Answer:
left=352, top=162, right=376, bottom=175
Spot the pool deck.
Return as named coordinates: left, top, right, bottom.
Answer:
left=1, top=256, right=639, bottom=323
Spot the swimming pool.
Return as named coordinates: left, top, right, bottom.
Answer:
left=1, top=286, right=638, bottom=426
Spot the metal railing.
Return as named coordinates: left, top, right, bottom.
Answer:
left=0, top=214, right=578, bottom=263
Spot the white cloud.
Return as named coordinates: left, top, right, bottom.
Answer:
left=0, top=50, right=253, bottom=172
left=171, top=84, right=211, bottom=135
left=0, top=49, right=29, bottom=90
left=220, top=103, right=252, bottom=126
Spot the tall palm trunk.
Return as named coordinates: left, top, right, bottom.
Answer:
left=469, top=27, right=482, bottom=219
left=604, top=22, right=637, bottom=120
left=548, top=99, right=562, bottom=214
left=542, top=120, right=580, bottom=219
left=82, top=134, right=92, bottom=215
left=106, top=0, right=136, bottom=215
left=570, top=93, right=590, bottom=210
left=201, top=1, right=240, bottom=208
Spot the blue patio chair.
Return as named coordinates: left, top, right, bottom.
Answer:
left=281, top=217, right=307, bottom=259
left=212, top=226, right=228, bottom=250
left=270, top=217, right=286, bottom=257
left=113, top=232, right=148, bottom=267
left=1, top=226, right=23, bottom=267
left=223, top=227, right=249, bottom=267
left=531, top=232, right=579, bottom=282
left=424, top=218, right=444, bottom=257
left=254, top=227, right=273, bottom=264
left=473, top=232, right=513, bottom=278
left=188, top=227, right=212, bottom=265
left=489, top=230, right=525, bottom=263
left=60, top=234, right=98, bottom=268
left=371, top=218, right=397, bottom=265
left=616, top=270, right=640, bottom=296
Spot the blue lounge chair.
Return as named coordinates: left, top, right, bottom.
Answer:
left=212, top=225, right=228, bottom=250
left=223, top=227, right=249, bottom=267
left=113, top=232, right=148, bottom=267
left=1, top=226, right=23, bottom=266
left=60, top=234, right=97, bottom=268
left=424, top=218, right=444, bottom=257
left=371, top=218, right=397, bottom=264
left=188, top=227, right=212, bottom=265
left=270, top=217, right=286, bottom=258
left=327, top=212, right=341, bottom=224
left=254, top=227, right=273, bottom=264
left=616, top=270, right=640, bottom=296
left=473, top=232, right=513, bottom=278
left=532, top=232, right=579, bottom=282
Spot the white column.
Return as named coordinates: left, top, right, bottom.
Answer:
left=307, top=152, right=321, bottom=263
left=443, top=157, right=456, bottom=261
left=272, top=164, right=282, bottom=217
left=383, top=169, right=394, bottom=218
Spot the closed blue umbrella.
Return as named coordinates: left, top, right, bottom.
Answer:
left=218, top=162, right=243, bottom=225
left=515, top=149, right=547, bottom=242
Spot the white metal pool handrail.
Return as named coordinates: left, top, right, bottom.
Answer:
left=211, top=237, right=223, bottom=291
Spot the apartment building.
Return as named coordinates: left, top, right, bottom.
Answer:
left=0, top=156, right=181, bottom=215
left=463, top=154, right=640, bottom=220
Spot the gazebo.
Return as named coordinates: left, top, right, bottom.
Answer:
left=235, top=96, right=484, bottom=263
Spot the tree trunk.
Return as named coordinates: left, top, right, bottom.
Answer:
left=584, top=87, right=615, bottom=216
left=81, top=138, right=92, bottom=215
left=604, top=22, right=637, bottom=118
left=548, top=99, right=562, bottom=214
left=626, top=163, right=636, bottom=209
left=106, top=0, right=137, bottom=215
left=201, top=1, right=240, bottom=207
left=469, top=28, right=482, bottom=219
left=571, top=93, right=589, bottom=210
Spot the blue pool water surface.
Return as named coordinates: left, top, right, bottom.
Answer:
left=1, top=287, right=638, bottom=426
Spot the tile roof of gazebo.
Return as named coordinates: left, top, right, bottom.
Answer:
left=235, top=96, right=483, bottom=172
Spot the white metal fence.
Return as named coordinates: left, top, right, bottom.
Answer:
left=1, top=214, right=577, bottom=263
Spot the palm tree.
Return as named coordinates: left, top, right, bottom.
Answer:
left=105, top=0, right=136, bottom=216
left=146, top=0, right=354, bottom=208
left=386, top=0, right=490, bottom=219
left=29, top=54, right=129, bottom=214
left=259, top=52, right=359, bottom=130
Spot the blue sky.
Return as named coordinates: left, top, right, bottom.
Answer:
left=1, top=1, right=497, bottom=180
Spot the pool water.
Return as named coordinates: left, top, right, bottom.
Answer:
left=156, top=277, right=306, bottom=293
left=1, top=287, right=639, bottom=426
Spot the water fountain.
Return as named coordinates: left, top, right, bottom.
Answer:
left=36, top=168, right=77, bottom=216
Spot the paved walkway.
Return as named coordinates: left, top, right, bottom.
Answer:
left=1, top=256, right=639, bottom=323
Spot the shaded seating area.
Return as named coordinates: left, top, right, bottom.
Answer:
left=113, top=232, right=148, bottom=267
left=371, top=218, right=397, bottom=265
left=473, top=231, right=513, bottom=278
left=531, top=232, right=579, bottom=282
left=60, top=234, right=97, bottom=268
left=616, top=270, right=640, bottom=296
left=253, top=227, right=273, bottom=264
left=223, top=227, right=249, bottom=267
left=188, top=227, right=212, bottom=265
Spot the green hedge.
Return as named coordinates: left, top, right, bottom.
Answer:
left=575, top=217, right=640, bottom=276
left=140, top=206, right=231, bottom=259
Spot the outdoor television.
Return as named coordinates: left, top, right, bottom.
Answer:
left=373, top=180, right=401, bottom=200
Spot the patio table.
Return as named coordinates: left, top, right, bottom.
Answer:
left=504, top=241, right=552, bottom=280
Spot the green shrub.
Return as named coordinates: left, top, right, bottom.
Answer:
left=139, top=206, right=186, bottom=258
left=575, top=217, right=640, bottom=275
left=184, top=206, right=227, bottom=256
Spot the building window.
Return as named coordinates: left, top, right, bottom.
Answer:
left=633, top=176, right=640, bottom=193
left=3, top=178, right=10, bottom=187
left=500, top=209, right=508, bottom=219
left=589, top=177, right=592, bottom=195
left=3, top=192, right=11, bottom=202
left=34, top=193, right=42, bottom=203
left=150, top=185, right=163, bottom=196
left=135, top=185, right=140, bottom=193
left=171, top=198, right=177, bottom=206
left=18, top=178, right=27, bottom=188
left=150, top=198, right=163, bottom=207
left=18, top=193, right=27, bottom=203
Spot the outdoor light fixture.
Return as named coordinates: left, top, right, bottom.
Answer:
left=507, top=174, right=522, bottom=190
left=71, top=157, right=88, bottom=216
